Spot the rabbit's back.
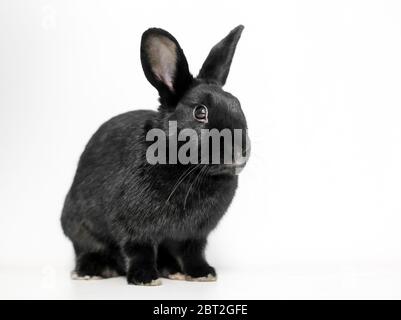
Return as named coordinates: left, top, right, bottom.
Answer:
left=61, top=110, right=158, bottom=244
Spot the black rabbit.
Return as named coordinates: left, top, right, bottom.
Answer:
left=61, top=25, right=249, bottom=285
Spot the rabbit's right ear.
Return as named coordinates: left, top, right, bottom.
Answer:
left=141, top=28, right=193, bottom=108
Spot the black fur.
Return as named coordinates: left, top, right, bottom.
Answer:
left=61, top=25, right=248, bottom=285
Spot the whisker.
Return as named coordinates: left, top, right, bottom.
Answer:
left=196, top=165, right=209, bottom=201
left=183, top=165, right=207, bottom=210
left=165, top=164, right=200, bottom=204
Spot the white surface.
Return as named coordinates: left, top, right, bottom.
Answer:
left=2, top=263, right=401, bottom=300
left=1, top=0, right=401, bottom=299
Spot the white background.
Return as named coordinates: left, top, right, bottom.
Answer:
left=1, top=0, right=401, bottom=299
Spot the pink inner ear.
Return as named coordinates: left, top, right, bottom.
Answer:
left=146, top=36, right=177, bottom=92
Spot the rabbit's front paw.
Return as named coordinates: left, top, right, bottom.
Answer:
left=185, top=265, right=217, bottom=282
left=167, top=272, right=186, bottom=280
left=127, top=267, right=161, bottom=286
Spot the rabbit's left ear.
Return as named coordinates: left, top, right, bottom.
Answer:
left=198, top=25, right=244, bottom=86
left=141, top=28, right=193, bottom=107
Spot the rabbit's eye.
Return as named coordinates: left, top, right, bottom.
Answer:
left=193, top=104, right=208, bottom=123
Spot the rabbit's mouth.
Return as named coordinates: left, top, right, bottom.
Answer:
left=225, top=163, right=247, bottom=175
left=208, top=163, right=246, bottom=176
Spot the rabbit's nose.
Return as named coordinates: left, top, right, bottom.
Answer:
left=233, top=132, right=250, bottom=165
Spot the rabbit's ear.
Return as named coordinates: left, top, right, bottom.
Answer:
left=198, top=25, right=244, bottom=86
left=141, top=28, right=193, bottom=107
